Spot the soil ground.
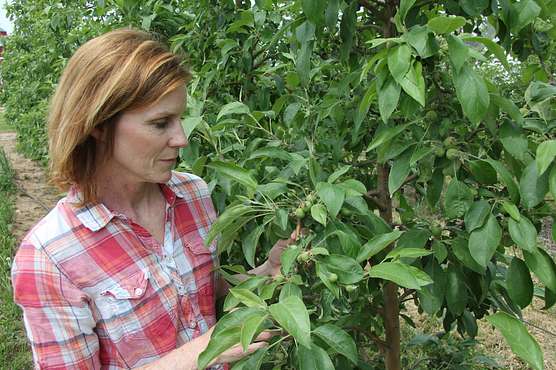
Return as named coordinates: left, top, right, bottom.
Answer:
left=0, top=130, right=554, bottom=369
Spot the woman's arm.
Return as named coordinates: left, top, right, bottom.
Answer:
left=137, top=327, right=272, bottom=370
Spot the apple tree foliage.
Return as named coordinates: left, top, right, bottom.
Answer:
left=2, top=0, right=556, bottom=369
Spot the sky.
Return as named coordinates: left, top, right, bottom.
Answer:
left=0, top=0, right=13, bottom=34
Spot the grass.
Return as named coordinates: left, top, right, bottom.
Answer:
left=0, top=147, right=33, bottom=369
left=0, top=112, right=13, bottom=132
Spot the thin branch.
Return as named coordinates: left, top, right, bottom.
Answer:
left=354, top=160, right=379, bottom=168
left=367, top=189, right=381, bottom=197
left=539, top=55, right=554, bottom=85
left=401, top=172, right=419, bottom=186
left=341, top=325, right=390, bottom=356
left=253, top=52, right=278, bottom=71
left=356, top=24, right=384, bottom=32
left=353, top=45, right=381, bottom=55
left=398, top=289, right=416, bottom=304
left=461, top=162, right=482, bottom=185
left=364, top=193, right=386, bottom=211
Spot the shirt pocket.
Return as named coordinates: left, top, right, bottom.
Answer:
left=100, top=267, right=177, bottom=340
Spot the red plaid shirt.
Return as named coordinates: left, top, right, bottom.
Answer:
left=12, top=172, right=223, bottom=369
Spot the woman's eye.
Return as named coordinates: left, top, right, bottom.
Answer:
left=155, top=120, right=169, bottom=129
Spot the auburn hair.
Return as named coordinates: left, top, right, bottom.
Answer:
left=48, top=28, right=191, bottom=205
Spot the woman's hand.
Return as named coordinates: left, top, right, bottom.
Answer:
left=260, top=228, right=311, bottom=277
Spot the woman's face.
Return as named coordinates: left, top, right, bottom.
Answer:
left=106, top=85, right=189, bottom=186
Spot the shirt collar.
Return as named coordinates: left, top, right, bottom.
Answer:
left=69, top=173, right=185, bottom=232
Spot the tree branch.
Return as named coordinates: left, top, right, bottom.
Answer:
left=357, top=0, right=390, bottom=24
left=341, top=325, right=390, bottom=355
left=539, top=55, right=554, bottom=85
left=410, top=357, right=442, bottom=370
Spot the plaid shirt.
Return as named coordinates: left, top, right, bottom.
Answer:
left=12, top=172, right=223, bottom=369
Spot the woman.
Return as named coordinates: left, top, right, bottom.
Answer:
left=12, top=28, right=292, bottom=369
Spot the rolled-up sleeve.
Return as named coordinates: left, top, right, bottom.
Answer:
left=12, top=239, right=100, bottom=370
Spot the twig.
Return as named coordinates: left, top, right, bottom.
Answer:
left=356, top=24, right=384, bottom=32
left=13, top=179, right=51, bottom=212
left=410, top=357, right=442, bottom=370
left=357, top=0, right=390, bottom=24
left=398, top=289, right=416, bottom=304
left=401, top=172, right=419, bottom=186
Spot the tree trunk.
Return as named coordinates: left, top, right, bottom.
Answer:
left=377, top=164, right=401, bottom=370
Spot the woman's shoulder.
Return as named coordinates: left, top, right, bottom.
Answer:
left=168, top=171, right=210, bottom=197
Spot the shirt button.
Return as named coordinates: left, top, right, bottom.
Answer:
left=166, top=222, right=171, bottom=229
left=178, top=288, right=186, bottom=296
left=165, top=256, right=172, bottom=263
left=189, top=322, right=196, bottom=329
left=134, top=288, right=143, bottom=296
left=209, top=245, right=216, bottom=253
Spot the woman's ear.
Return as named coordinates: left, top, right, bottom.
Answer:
left=90, top=126, right=106, bottom=141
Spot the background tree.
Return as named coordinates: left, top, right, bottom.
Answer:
left=2, top=0, right=556, bottom=369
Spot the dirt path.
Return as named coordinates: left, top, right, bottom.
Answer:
left=0, top=132, right=61, bottom=244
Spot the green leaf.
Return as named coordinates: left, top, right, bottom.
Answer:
left=451, top=237, right=486, bottom=275
left=279, top=282, right=303, bottom=301
left=367, top=123, right=411, bottom=152
left=296, top=20, right=315, bottom=44
left=418, top=260, right=446, bottom=317
left=241, top=311, right=269, bottom=352
left=316, top=182, right=345, bottom=219
left=507, top=257, right=534, bottom=308
left=388, top=44, right=412, bottom=84
left=536, top=140, right=556, bottom=176
left=523, top=247, right=556, bottom=292
left=489, top=93, right=524, bottom=125
left=368, top=262, right=433, bottom=290
left=469, top=214, right=502, bottom=268
left=444, top=179, right=474, bottom=219
left=453, top=64, right=489, bottom=127
left=232, top=346, right=268, bottom=370
left=468, top=160, right=498, bottom=184
left=405, top=25, right=440, bottom=58
left=428, top=16, right=467, bottom=34
left=447, top=34, right=469, bottom=73
left=503, top=201, right=521, bottom=221
left=198, top=327, right=241, bottom=370
left=399, top=61, right=426, bottom=106
left=218, top=101, right=250, bottom=121
left=250, top=147, right=293, bottom=161
left=311, top=203, right=328, bottom=226
left=269, top=296, right=311, bottom=348
left=313, top=324, right=358, bottom=364
left=208, top=161, right=258, bottom=190
left=550, top=166, right=556, bottom=201
left=410, top=146, right=436, bottom=166
left=487, top=312, right=544, bottom=370
left=520, top=161, right=550, bottom=209
left=398, top=0, right=417, bottom=25
left=446, top=264, right=467, bottom=315
left=327, top=165, right=352, bottom=184
left=320, top=254, right=364, bottom=284
left=386, top=248, right=432, bottom=259
left=298, top=40, right=314, bottom=88
left=484, top=159, right=520, bottom=204
left=280, top=246, right=303, bottom=275
left=213, top=307, right=268, bottom=337
left=464, top=199, right=491, bottom=233
left=499, top=119, right=527, bottom=160
left=459, top=36, right=511, bottom=72
left=378, top=76, right=401, bottom=123
left=301, top=0, right=326, bottom=24
left=298, top=345, right=335, bottom=370
left=509, top=217, right=538, bottom=252
left=389, top=146, right=417, bottom=195
left=316, top=263, right=340, bottom=298
left=244, top=224, right=266, bottom=268
left=357, top=231, right=405, bottom=263
left=510, top=0, right=542, bottom=34
left=224, top=277, right=270, bottom=311
left=460, top=0, right=489, bottom=15
left=230, top=289, right=267, bottom=309
left=205, top=205, right=257, bottom=249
